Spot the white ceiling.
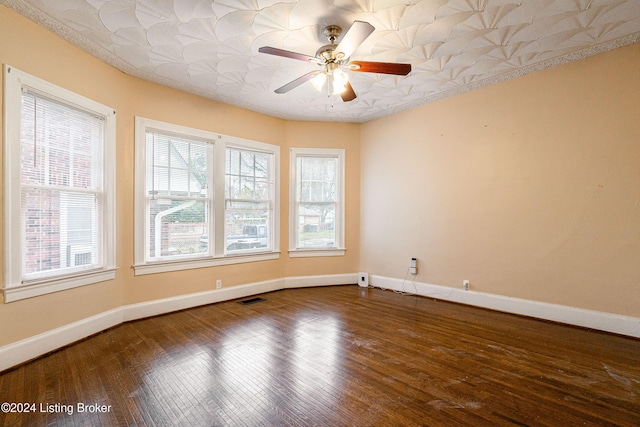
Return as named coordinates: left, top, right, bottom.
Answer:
left=3, top=0, right=640, bottom=122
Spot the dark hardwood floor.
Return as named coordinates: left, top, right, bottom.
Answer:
left=1, top=285, right=639, bottom=426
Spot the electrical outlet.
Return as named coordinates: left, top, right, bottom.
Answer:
left=410, top=258, right=417, bottom=275
left=358, top=272, right=369, bottom=287
left=216, top=279, right=222, bottom=289
left=463, top=280, right=470, bottom=291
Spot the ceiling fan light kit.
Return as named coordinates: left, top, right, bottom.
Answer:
left=259, top=20, right=412, bottom=103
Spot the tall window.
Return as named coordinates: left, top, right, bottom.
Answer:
left=3, top=66, right=116, bottom=302
left=134, top=117, right=279, bottom=275
left=290, top=148, right=345, bottom=257
left=145, top=130, right=212, bottom=260
left=225, top=147, right=274, bottom=253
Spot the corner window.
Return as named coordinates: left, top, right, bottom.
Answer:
left=289, top=148, right=345, bottom=257
left=3, top=65, right=116, bottom=302
left=134, top=117, right=279, bottom=275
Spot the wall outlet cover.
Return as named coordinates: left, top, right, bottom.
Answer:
left=358, top=272, right=369, bottom=288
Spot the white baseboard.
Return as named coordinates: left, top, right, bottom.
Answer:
left=0, top=308, right=123, bottom=373
left=285, top=273, right=357, bottom=289
left=0, top=274, right=356, bottom=372
left=370, top=275, right=640, bottom=339
left=3, top=272, right=637, bottom=372
left=123, top=278, right=285, bottom=322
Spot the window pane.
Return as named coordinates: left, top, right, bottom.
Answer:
left=22, top=188, right=102, bottom=275
left=240, top=176, right=255, bottom=198
left=254, top=153, right=269, bottom=178
left=153, top=136, right=169, bottom=168
left=298, top=156, right=337, bottom=202
left=226, top=148, right=271, bottom=200
left=170, top=168, right=189, bottom=195
left=225, top=201, right=270, bottom=252
left=226, top=149, right=239, bottom=175
left=170, top=139, right=189, bottom=167
left=147, top=131, right=208, bottom=198
left=147, top=199, right=209, bottom=258
left=22, top=187, right=61, bottom=275
left=240, top=151, right=254, bottom=176
left=297, top=203, right=336, bottom=248
left=190, top=143, right=208, bottom=196
left=254, top=178, right=269, bottom=200
left=226, top=175, right=239, bottom=199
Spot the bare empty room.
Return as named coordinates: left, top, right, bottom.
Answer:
left=0, top=1, right=639, bottom=426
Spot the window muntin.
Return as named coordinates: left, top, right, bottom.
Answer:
left=3, top=65, right=116, bottom=302
left=290, top=148, right=345, bottom=256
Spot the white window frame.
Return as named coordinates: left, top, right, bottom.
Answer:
left=3, top=65, right=116, bottom=302
left=134, top=117, right=280, bottom=275
left=289, top=148, right=345, bottom=257
left=224, top=144, right=277, bottom=256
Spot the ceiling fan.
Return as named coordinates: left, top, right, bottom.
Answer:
left=258, top=21, right=411, bottom=102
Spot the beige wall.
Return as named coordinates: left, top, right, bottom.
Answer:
left=1, top=4, right=638, bottom=351
left=0, top=6, right=360, bottom=346
left=360, top=43, right=640, bottom=318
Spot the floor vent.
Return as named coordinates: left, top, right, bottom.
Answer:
left=238, top=297, right=266, bottom=305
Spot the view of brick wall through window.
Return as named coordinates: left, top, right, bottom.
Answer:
left=20, top=92, right=103, bottom=277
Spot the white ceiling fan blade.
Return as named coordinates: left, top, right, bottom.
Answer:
left=259, top=46, right=320, bottom=64
left=335, top=21, right=375, bottom=59
left=274, top=70, right=322, bottom=94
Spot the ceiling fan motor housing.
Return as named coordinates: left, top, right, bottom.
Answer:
left=323, top=25, right=342, bottom=42
left=316, top=25, right=349, bottom=65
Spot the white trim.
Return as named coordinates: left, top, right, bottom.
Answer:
left=369, top=275, right=640, bottom=339
left=0, top=274, right=356, bottom=372
left=2, top=273, right=638, bottom=372
left=3, top=269, right=116, bottom=303
left=289, top=148, right=345, bottom=255
left=123, top=279, right=285, bottom=322
left=0, top=307, right=123, bottom=373
left=223, top=142, right=280, bottom=255
left=133, top=117, right=280, bottom=274
left=285, top=273, right=356, bottom=288
left=3, top=65, right=116, bottom=302
left=3, top=65, right=22, bottom=292
left=132, top=252, right=280, bottom=275
left=288, top=249, right=346, bottom=258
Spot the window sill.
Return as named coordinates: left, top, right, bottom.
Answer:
left=133, top=252, right=280, bottom=276
left=289, top=248, right=346, bottom=258
left=3, top=268, right=117, bottom=303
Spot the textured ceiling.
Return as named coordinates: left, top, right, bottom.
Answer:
left=3, top=0, right=640, bottom=122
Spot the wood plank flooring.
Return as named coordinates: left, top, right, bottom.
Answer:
left=1, top=285, right=639, bottom=426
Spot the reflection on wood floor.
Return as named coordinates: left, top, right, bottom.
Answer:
left=1, top=285, right=639, bottom=426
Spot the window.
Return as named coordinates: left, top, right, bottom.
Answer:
left=144, top=129, right=212, bottom=261
left=134, top=117, right=279, bottom=275
left=290, top=148, right=345, bottom=257
left=3, top=65, right=116, bottom=302
left=225, top=147, right=274, bottom=253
